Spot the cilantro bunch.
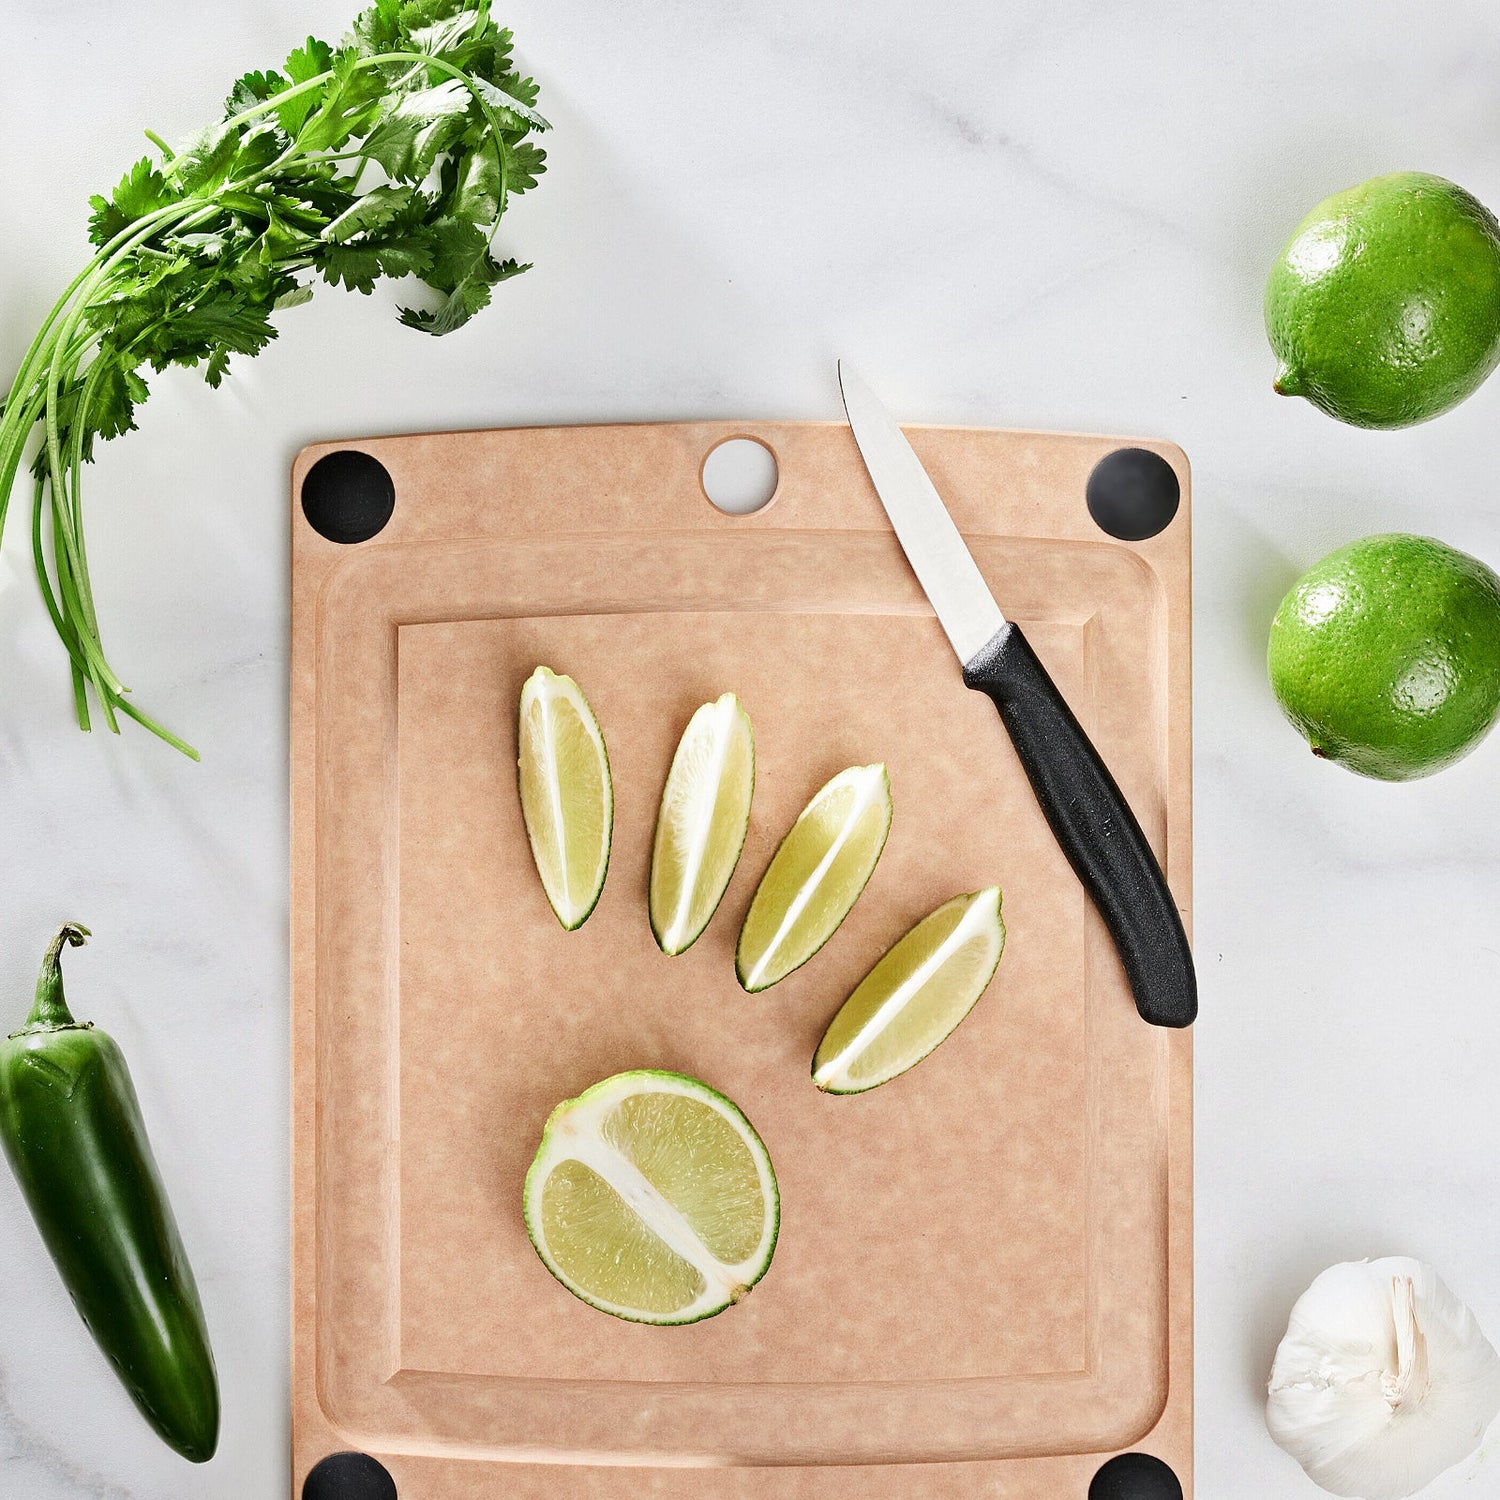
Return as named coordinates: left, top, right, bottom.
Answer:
left=0, top=0, right=547, bottom=756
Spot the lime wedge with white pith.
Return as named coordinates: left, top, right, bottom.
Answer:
left=523, top=1071, right=779, bottom=1324
left=813, top=888, right=1005, bottom=1095
left=649, top=695, right=755, bottom=956
left=736, top=764, right=892, bottom=993
left=517, top=666, right=613, bottom=930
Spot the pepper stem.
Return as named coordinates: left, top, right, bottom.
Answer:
left=27, top=922, right=91, bottom=1028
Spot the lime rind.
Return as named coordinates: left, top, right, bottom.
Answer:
left=649, top=695, right=756, bottom=956
left=1265, top=172, right=1500, bottom=429
left=736, top=764, right=893, bottom=993
left=813, top=888, right=1006, bottom=1095
left=523, top=1070, right=779, bottom=1325
left=516, top=666, right=614, bottom=930
left=1267, top=534, right=1500, bottom=780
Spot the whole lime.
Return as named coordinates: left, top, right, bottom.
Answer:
left=1265, top=172, right=1500, bottom=428
left=1268, top=534, right=1500, bottom=780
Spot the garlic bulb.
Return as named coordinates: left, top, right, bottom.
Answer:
left=1267, top=1258, right=1500, bottom=1500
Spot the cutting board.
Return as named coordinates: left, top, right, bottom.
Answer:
left=290, top=418, right=1193, bottom=1499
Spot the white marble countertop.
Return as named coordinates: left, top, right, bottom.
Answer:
left=3, top=2, right=1499, bottom=1496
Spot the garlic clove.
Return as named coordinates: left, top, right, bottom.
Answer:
left=1267, top=1257, right=1500, bottom=1500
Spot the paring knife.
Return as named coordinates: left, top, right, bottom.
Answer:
left=837, top=363, right=1197, bottom=1029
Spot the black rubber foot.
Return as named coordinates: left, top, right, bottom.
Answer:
left=303, top=1451, right=398, bottom=1500
left=1090, top=1451, right=1184, bottom=1500
left=301, top=450, right=396, bottom=544
left=1086, top=447, right=1181, bottom=542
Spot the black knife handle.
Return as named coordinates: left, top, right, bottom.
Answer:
left=962, top=622, right=1196, bottom=1028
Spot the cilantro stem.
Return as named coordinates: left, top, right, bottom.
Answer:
left=9, top=199, right=210, bottom=740
left=42, top=220, right=213, bottom=698
left=0, top=199, right=214, bottom=548
left=65, top=363, right=109, bottom=661
left=5, top=200, right=201, bottom=408
left=52, top=483, right=119, bottom=731
left=114, top=698, right=200, bottom=760
left=30, top=473, right=91, bottom=730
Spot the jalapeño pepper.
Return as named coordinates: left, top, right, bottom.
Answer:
left=0, top=924, right=219, bottom=1462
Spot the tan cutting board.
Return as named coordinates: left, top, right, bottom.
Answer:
left=290, top=418, right=1192, bottom=1499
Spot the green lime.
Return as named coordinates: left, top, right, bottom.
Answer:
left=1267, top=534, right=1500, bottom=780
left=813, top=888, right=1005, bottom=1095
left=736, top=764, right=892, bottom=992
left=516, top=666, right=613, bottom=929
left=1265, top=172, right=1500, bottom=428
left=649, top=694, right=755, bottom=956
left=523, top=1070, right=779, bottom=1324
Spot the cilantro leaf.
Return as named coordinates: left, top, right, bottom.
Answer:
left=399, top=216, right=526, bottom=334
left=422, top=213, right=491, bottom=286
left=204, top=347, right=234, bottom=389
left=319, top=186, right=436, bottom=291
left=286, top=36, right=335, bottom=82
left=498, top=71, right=540, bottom=110
left=226, top=123, right=287, bottom=183
left=352, top=0, right=403, bottom=54
left=503, top=139, right=545, bottom=196
left=225, top=69, right=287, bottom=116
left=87, top=159, right=179, bottom=248
left=470, top=73, right=548, bottom=132
left=174, top=125, right=242, bottom=196
left=438, top=134, right=501, bottom=222
left=405, top=7, right=486, bottom=61
left=322, top=232, right=434, bottom=293
left=278, top=36, right=336, bottom=134
left=361, top=80, right=472, bottom=181
left=292, top=50, right=386, bottom=152
left=322, top=183, right=423, bottom=241
left=465, top=24, right=517, bottom=87
left=399, top=0, right=481, bottom=34
left=149, top=298, right=279, bottom=369
left=258, top=209, right=316, bottom=264
left=89, top=357, right=152, bottom=441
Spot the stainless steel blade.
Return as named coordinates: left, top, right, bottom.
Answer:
left=837, top=362, right=1005, bottom=665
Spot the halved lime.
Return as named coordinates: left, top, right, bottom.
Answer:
left=516, top=666, right=613, bottom=930
left=736, top=764, right=892, bottom=992
left=523, top=1070, right=779, bottom=1324
left=649, top=695, right=755, bottom=956
left=813, top=888, right=1005, bottom=1094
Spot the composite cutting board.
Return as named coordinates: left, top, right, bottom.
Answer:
left=289, top=418, right=1193, bottom=1498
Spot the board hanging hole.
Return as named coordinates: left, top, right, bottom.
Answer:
left=303, top=1451, right=398, bottom=1499
left=1089, top=1452, right=1183, bottom=1500
left=701, top=437, right=779, bottom=515
left=1086, top=448, right=1180, bottom=541
left=301, top=450, right=396, bottom=543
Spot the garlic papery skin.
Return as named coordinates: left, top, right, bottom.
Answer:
left=1267, top=1257, right=1500, bottom=1500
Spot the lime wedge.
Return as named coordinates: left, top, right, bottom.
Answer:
left=649, top=695, right=756, bottom=955
left=736, top=764, right=892, bottom=992
left=516, top=666, right=613, bottom=930
left=523, top=1070, right=779, bottom=1324
left=813, top=888, right=1005, bottom=1094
